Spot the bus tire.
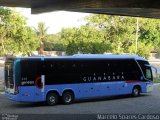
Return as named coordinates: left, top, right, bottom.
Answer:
left=132, top=86, right=140, bottom=97
left=62, top=91, right=74, bottom=105
left=46, top=92, right=59, bottom=106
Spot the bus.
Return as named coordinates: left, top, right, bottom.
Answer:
left=5, top=54, right=153, bottom=105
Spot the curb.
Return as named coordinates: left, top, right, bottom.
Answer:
left=154, top=83, right=160, bottom=86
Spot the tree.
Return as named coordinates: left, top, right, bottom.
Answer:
left=43, top=34, right=65, bottom=51
left=51, top=14, right=160, bottom=58
left=84, top=14, right=160, bottom=58
left=34, top=22, right=49, bottom=55
left=0, top=7, right=38, bottom=56
left=138, top=18, right=160, bottom=50
left=128, top=42, right=153, bottom=58
left=85, top=15, right=139, bottom=54
left=60, top=26, right=111, bottom=55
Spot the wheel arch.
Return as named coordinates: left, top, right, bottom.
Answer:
left=133, top=85, right=142, bottom=92
left=62, top=89, right=75, bottom=98
left=46, top=90, right=60, bottom=99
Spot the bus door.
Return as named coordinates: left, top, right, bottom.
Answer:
left=34, top=60, right=46, bottom=101
left=35, top=75, right=45, bottom=101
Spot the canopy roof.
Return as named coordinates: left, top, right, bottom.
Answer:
left=0, top=0, right=160, bottom=18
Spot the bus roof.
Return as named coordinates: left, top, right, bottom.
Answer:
left=72, top=54, right=146, bottom=60
left=17, top=54, right=146, bottom=61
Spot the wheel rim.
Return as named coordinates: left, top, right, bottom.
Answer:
left=65, top=94, right=72, bottom=103
left=49, top=96, right=56, bottom=103
left=134, top=88, right=139, bottom=96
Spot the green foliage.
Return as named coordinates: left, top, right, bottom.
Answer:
left=57, top=14, right=160, bottom=58
left=44, top=34, right=66, bottom=51
left=34, top=22, right=49, bottom=55
left=60, top=26, right=111, bottom=55
left=0, top=7, right=38, bottom=56
left=1, top=8, right=159, bottom=58
left=85, top=15, right=138, bottom=54
left=35, top=22, right=49, bottom=37
left=138, top=18, right=160, bottom=50
left=154, top=78, right=160, bottom=83
left=128, top=42, right=153, bottom=59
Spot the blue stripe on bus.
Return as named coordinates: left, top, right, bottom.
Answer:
left=6, top=81, right=152, bottom=102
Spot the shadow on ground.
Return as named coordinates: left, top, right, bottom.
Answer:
left=8, top=94, right=150, bottom=108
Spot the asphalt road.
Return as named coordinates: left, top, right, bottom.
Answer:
left=0, top=67, right=4, bottom=90
left=0, top=67, right=4, bottom=82
left=0, top=84, right=160, bottom=120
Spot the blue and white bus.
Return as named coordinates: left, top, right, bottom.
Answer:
left=5, top=54, right=153, bottom=105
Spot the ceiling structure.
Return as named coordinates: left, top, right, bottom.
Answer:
left=0, top=0, right=160, bottom=18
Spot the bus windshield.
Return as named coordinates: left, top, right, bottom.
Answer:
left=137, top=60, right=153, bottom=81
left=5, top=58, right=15, bottom=94
left=145, top=66, right=152, bottom=80
left=5, top=59, right=14, bottom=88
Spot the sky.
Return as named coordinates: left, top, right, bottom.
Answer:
left=15, top=8, right=90, bottom=34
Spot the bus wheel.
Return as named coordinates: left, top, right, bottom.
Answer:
left=132, top=86, right=140, bottom=97
left=46, top=92, right=59, bottom=106
left=62, top=91, right=74, bottom=105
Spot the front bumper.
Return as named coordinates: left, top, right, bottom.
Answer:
left=146, top=83, right=153, bottom=92
left=5, top=92, right=20, bottom=101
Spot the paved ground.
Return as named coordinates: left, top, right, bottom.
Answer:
left=0, top=84, right=160, bottom=120
left=0, top=67, right=4, bottom=91
left=0, top=67, right=4, bottom=82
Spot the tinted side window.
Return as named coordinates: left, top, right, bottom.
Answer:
left=37, top=60, right=55, bottom=75
left=123, top=59, right=142, bottom=80
left=79, top=59, right=109, bottom=73
left=114, top=59, right=142, bottom=80
left=21, top=59, right=39, bottom=75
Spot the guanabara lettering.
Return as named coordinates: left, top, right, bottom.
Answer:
left=83, top=72, right=125, bottom=82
